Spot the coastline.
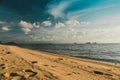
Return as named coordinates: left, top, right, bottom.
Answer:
left=19, top=45, right=120, bottom=66
left=19, top=43, right=120, bottom=66
left=0, top=44, right=120, bottom=80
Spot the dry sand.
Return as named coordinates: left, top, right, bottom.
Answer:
left=0, top=44, right=120, bottom=80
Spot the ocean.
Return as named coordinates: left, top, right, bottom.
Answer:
left=20, top=43, right=120, bottom=65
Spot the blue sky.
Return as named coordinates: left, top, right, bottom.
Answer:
left=0, top=0, right=120, bottom=43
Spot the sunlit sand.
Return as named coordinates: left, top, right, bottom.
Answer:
left=0, top=45, right=120, bottom=80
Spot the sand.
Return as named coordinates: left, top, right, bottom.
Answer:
left=0, top=44, right=120, bottom=80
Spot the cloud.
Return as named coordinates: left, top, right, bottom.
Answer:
left=0, top=21, right=6, bottom=24
left=19, top=20, right=33, bottom=34
left=47, top=0, right=101, bottom=20
left=47, top=0, right=74, bottom=18
left=65, top=19, right=91, bottom=27
left=54, top=22, right=65, bottom=29
left=67, top=28, right=75, bottom=32
left=19, top=20, right=33, bottom=29
left=0, top=21, right=14, bottom=32
left=19, top=20, right=52, bottom=35
left=16, top=19, right=90, bottom=43
left=65, top=20, right=80, bottom=26
left=0, top=21, right=14, bottom=26
left=42, top=20, right=52, bottom=27
left=33, top=23, right=40, bottom=28
left=53, top=19, right=90, bottom=29
left=1, top=26, right=10, bottom=32
left=19, top=20, right=40, bottom=34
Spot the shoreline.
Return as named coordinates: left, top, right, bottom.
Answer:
left=19, top=45, right=120, bottom=69
left=72, top=56, right=119, bottom=65
left=19, top=46, right=120, bottom=66
left=0, top=45, right=120, bottom=80
left=36, top=50, right=120, bottom=68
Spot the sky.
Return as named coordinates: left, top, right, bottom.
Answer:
left=0, top=0, right=120, bottom=43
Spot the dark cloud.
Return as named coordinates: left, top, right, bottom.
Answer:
left=1, top=0, right=50, bottom=12
left=0, top=0, right=52, bottom=22
left=0, top=0, right=4, bottom=3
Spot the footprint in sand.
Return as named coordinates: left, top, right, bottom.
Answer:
left=1, top=58, right=8, bottom=62
left=20, top=76, right=26, bottom=80
left=4, top=72, right=19, bottom=78
left=4, top=72, right=27, bottom=80
left=93, top=71, right=104, bottom=75
left=11, top=76, right=26, bottom=80
left=1, top=51, right=11, bottom=55
left=43, top=64, right=48, bottom=66
left=0, top=64, right=5, bottom=70
left=10, top=73, right=19, bottom=77
left=0, top=73, right=4, bottom=78
left=6, top=51, right=11, bottom=54
left=104, top=73, right=112, bottom=76
left=31, top=61, right=38, bottom=64
left=24, top=69, right=37, bottom=77
left=67, top=72, right=80, bottom=76
left=54, top=58, right=64, bottom=62
left=72, top=72, right=80, bottom=74
left=67, top=73, right=72, bottom=75
left=51, top=65, right=57, bottom=68
left=93, top=70, right=113, bottom=77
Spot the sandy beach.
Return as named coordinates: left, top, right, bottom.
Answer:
left=0, top=44, right=120, bottom=80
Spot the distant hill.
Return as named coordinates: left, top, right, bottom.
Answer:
left=5, top=42, right=18, bottom=46
left=0, top=41, right=2, bottom=44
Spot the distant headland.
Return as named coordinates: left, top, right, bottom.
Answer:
left=85, top=42, right=98, bottom=44
left=0, top=41, right=18, bottom=46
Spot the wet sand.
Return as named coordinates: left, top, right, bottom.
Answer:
left=0, top=44, right=120, bottom=80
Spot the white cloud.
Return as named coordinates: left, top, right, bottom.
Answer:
left=0, top=21, right=15, bottom=27
left=0, top=21, right=12, bottom=32
left=0, top=21, right=6, bottom=24
left=23, top=28, right=31, bottom=34
left=65, top=20, right=90, bottom=27
left=53, top=20, right=90, bottom=29
left=67, top=28, right=75, bottom=32
left=1, top=26, right=10, bottom=32
left=19, top=20, right=33, bottom=29
left=19, top=20, right=33, bottom=34
left=19, top=20, right=40, bottom=34
left=18, top=19, right=93, bottom=43
left=42, top=21, right=52, bottom=27
left=33, top=23, right=40, bottom=28
left=54, top=22, right=65, bottom=29
left=47, top=1, right=74, bottom=18
left=65, top=20, right=80, bottom=26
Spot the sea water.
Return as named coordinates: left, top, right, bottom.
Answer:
left=20, top=43, right=120, bottom=65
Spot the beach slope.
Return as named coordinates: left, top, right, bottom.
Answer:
left=0, top=45, right=120, bottom=80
